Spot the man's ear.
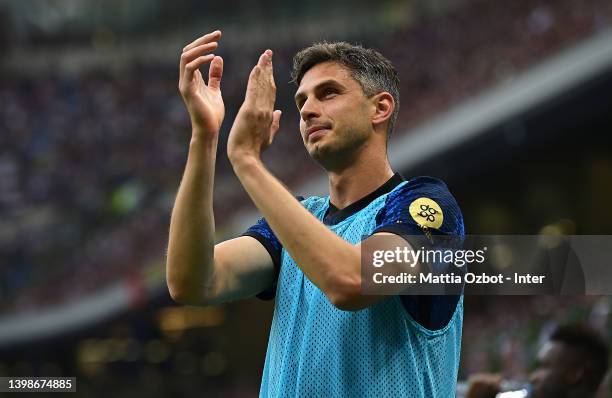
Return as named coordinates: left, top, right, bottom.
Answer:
left=370, top=92, right=394, bottom=131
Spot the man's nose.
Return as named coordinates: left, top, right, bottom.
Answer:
left=300, top=97, right=321, bottom=121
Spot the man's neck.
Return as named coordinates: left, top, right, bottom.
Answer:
left=327, top=152, right=394, bottom=210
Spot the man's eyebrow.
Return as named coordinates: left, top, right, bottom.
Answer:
left=294, top=79, right=344, bottom=102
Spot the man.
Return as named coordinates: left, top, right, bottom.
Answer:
left=466, top=324, right=610, bottom=398
left=166, top=30, right=465, bottom=397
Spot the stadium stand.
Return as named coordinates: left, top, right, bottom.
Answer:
left=1, top=0, right=612, bottom=396
left=2, top=0, right=610, bottom=314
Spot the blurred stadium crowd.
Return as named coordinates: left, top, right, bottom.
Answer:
left=1, top=0, right=612, bottom=396
left=1, top=0, right=610, bottom=313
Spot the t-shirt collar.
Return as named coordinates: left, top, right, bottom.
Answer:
left=323, top=172, right=404, bottom=225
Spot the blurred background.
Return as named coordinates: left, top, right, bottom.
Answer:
left=1, top=0, right=612, bottom=396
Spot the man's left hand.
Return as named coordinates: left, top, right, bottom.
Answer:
left=227, top=50, right=282, bottom=164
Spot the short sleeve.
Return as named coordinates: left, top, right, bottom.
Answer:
left=240, top=196, right=304, bottom=300
left=241, top=217, right=282, bottom=300
left=373, top=176, right=464, bottom=239
left=373, top=176, right=465, bottom=330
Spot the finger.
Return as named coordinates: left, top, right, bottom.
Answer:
left=208, top=56, right=223, bottom=90
left=262, top=51, right=276, bottom=106
left=185, top=54, right=215, bottom=81
left=194, top=69, right=203, bottom=83
left=269, top=110, right=282, bottom=144
left=245, top=65, right=261, bottom=102
left=180, top=42, right=218, bottom=71
left=257, top=51, right=266, bottom=67
left=252, top=51, right=274, bottom=98
left=268, top=51, right=276, bottom=85
left=262, top=50, right=274, bottom=82
left=183, top=30, right=221, bottom=53
left=257, top=49, right=273, bottom=68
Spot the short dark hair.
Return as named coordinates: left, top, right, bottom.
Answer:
left=551, top=324, right=609, bottom=393
left=291, top=41, right=400, bottom=137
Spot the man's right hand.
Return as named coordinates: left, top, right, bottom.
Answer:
left=178, top=30, right=224, bottom=138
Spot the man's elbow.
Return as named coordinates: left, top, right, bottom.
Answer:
left=166, top=274, right=213, bottom=306
left=327, top=274, right=364, bottom=311
left=166, top=257, right=216, bottom=305
left=168, top=284, right=200, bottom=305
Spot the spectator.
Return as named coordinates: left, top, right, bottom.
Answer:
left=466, top=324, right=610, bottom=398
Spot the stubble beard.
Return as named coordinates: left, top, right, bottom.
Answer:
left=308, top=127, right=369, bottom=171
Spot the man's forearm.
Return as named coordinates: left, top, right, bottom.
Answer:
left=166, top=133, right=218, bottom=303
left=231, top=155, right=361, bottom=304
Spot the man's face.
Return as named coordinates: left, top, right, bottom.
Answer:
left=529, top=341, right=578, bottom=398
left=294, top=61, right=374, bottom=168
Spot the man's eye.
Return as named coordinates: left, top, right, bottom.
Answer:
left=323, top=88, right=337, bottom=97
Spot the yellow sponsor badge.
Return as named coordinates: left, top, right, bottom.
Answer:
left=408, top=197, right=444, bottom=230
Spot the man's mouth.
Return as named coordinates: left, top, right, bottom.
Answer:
left=306, top=125, right=330, bottom=141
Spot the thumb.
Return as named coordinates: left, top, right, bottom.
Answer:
left=208, top=56, right=223, bottom=90
left=269, top=110, right=282, bottom=144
